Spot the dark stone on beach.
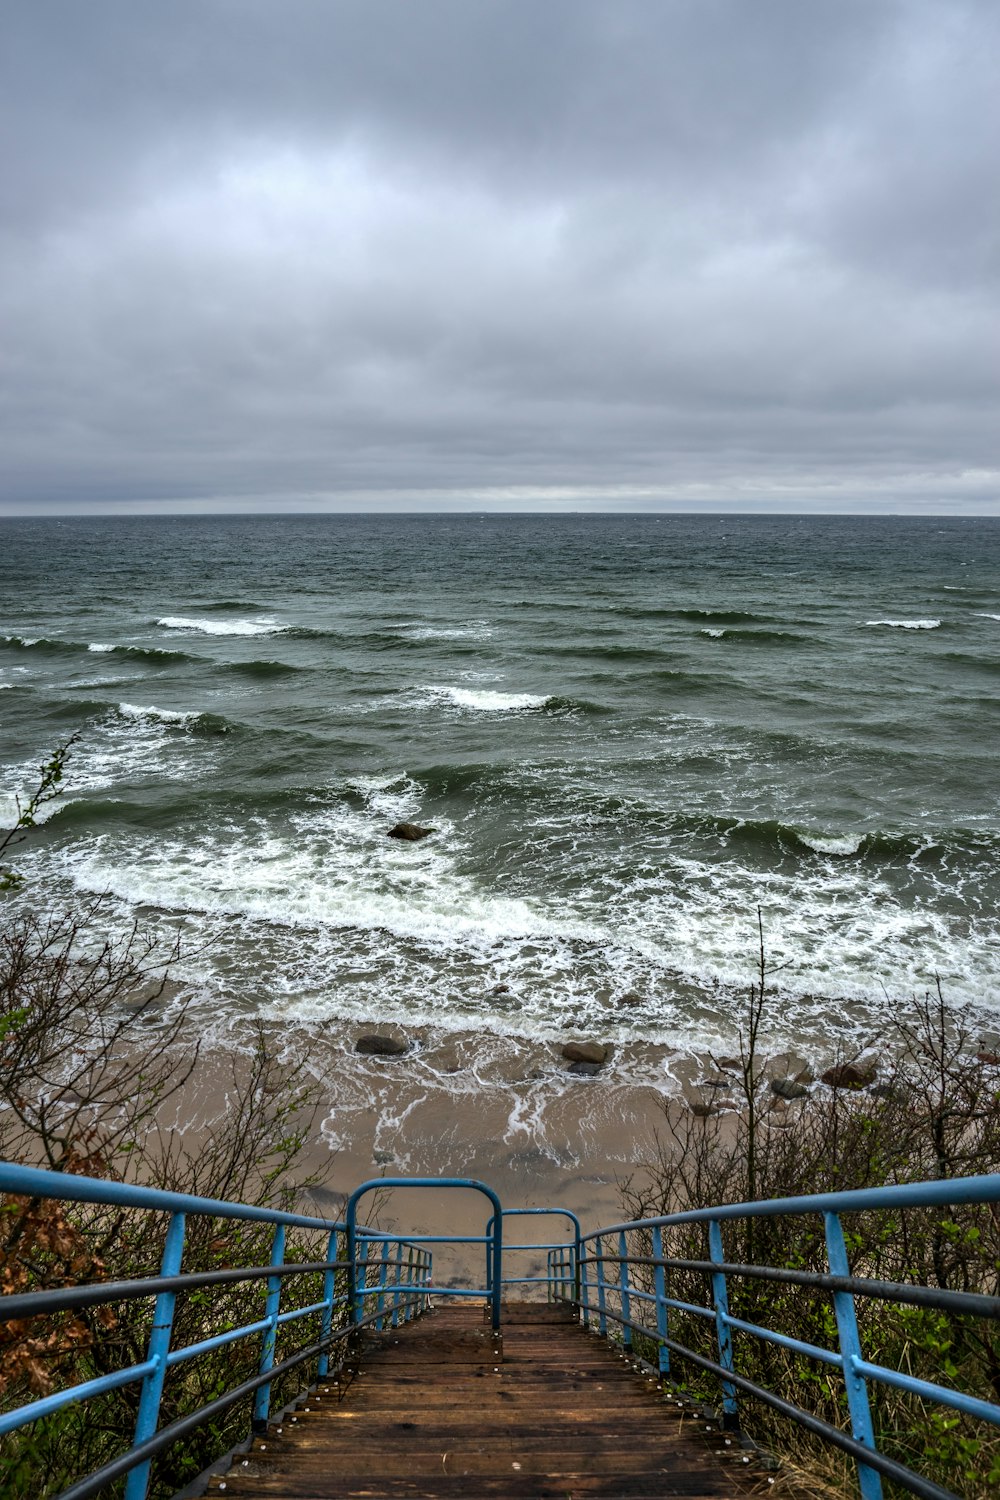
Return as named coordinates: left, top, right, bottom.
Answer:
left=567, top=1060, right=603, bottom=1077
left=715, top=1055, right=741, bottom=1072
left=820, top=1060, right=876, bottom=1090
left=771, top=1077, right=809, bottom=1101
left=387, top=822, right=435, bottom=841
left=355, top=1034, right=408, bottom=1057
left=690, top=1101, right=721, bottom=1118
left=491, top=983, right=511, bottom=994
left=697, top=1077, right=734, bottom=1090
left=976, top=1050, right=1000, bottom=1066
left=561, top=1040, right=609, bottom=1066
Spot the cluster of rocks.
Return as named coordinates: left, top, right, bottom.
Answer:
left=352, top=1031, right=614, bottom=1077
left=688, top=1054, right=917, bottom=1119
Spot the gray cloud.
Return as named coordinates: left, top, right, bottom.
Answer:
left=1, top=1, right=998, bottom=513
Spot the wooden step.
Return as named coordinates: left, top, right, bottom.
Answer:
left=202, top=1302, right=781, bottom=1498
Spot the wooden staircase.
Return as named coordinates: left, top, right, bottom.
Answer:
left=205, top=1302, right=779, bottom=1498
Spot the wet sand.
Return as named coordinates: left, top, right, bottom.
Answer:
left=162, top=1017, right=791, bottom=1287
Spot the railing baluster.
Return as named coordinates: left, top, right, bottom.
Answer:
left=317, top=1226, right=340, bottom=1379
left=579, top=1233, right=590, bottom=1329
left=252, top=1223, right=286, bottom=1434
left=405, top=1244, right=415, bottom=1322
left=708, top=1219, right=739, bottom=1429
left=652, top=1224, right=670, bottom=1379
left=375, top=1240, right=390, bottom=1331
left=618, top=1230, right=633, bottom=1351
left=595, top=1234, right=608, bottom=1336
left=124, top=1211, right=186, bottom=1500
left=391, top=1241, right=404, bottom=1329
left=825, top=1212, right=883, bottom=1500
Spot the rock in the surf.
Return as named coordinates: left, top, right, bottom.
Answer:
left=567, top=1060, right=603, bottom=1077
left=387, top=822, right=435, bottom=841
left=355, top=1034, right=409, bottom=1057
left=820, top=1059, right=876, bottom=1090
left=771, top=1077, right=809, bottom=1101
left=561, top=1040, right=609, bottom=1067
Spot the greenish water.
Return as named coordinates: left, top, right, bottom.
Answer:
left=2, top=513, right=998, bottom=1067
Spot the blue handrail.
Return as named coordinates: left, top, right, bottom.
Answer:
left=568, top=1172, right=1000, bottom=1500
left=345, top=1176, right=503, bottom=1331
left=3, top=1161, right=999, bottom=1500
left=0, top=1161, right=428, bottom=1500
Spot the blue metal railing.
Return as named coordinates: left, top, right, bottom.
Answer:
left=346, top=1177, right=503, bottom=1331
left=0, top=1163, right=429, bottom=1500
left=4, top=1162, right=1000, bottom=1500
left=485, top=1207, right=581, bottom=1303
left=563, top=1173, right=1000, bottom=1500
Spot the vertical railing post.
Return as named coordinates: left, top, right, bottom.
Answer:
left=580, top=1235, right=591, bottom=1329
left=405, top=1244, right=415, bottom=1322
left=825, top=1212, right=883, bottom=1500
left=125, top=1211, right=186, bottom=1500
left=252, top=1223, right=286, bottom=1434
left=389, top=1241, right=403, bottom=1329
left=618, top=1230, right=633, bottom=1350
left=708, top=1219, right=739, bottom=1429
left=652, top=1225, right=670, bottom=1379
left=375, top=1240, right=390, bottom=1331
left=317, top=1226, right=339, bottom=1379
left=595, top=1235, right=608, bottom=1337
left=488, top=1211, right=502, bottom=1333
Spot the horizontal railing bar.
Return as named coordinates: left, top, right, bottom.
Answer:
left=355, top=1234, right=490, bottom=1245
left=165, top=1318, right=271, bottom=1368
left=503, top=1242, right=576, bottom=1251
left=722, top=1311, right=843, bottom=1368
left=0, top=1259, right=344, bottom=1321
left=52, top=1294, right=425, bottom=1500
left=581, top=1252, right=1000, bottom=1319
left=276, top=1298, right=330, bottom=1327
left=580, top=1171, right=1000, bottom=1237
left=356, top=1284, right=485, bottom=1298
left=0, top=1357, right=159, bottom=1438
left=854, top=1358, right=1000, bottom=1429
left=0, top=1161, right=345, bottom=1232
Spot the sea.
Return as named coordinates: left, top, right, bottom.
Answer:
left=2, top=513, right=999, bottom=1094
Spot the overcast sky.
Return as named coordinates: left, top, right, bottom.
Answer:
left=2, top=1, right=998, bottom=515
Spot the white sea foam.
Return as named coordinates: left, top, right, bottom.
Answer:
left=798, top=832, right=864, bottom=856
left=702, top=628, right=726, bottom=638
left=87, top=643, right=114, bottom=653
left=157, top=616, right=284, bottom=637
left=418, top=685, right=549, bottom=712
left=865, top=618, right=941, bottom=630
left=975, top=613, right=1000, bottom=622
left=117, top=701, right=198, bottom=725
left=401, top=622, right=493, bottom=641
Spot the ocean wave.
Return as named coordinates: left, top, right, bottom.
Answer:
left=115, top=702, right=232, bottom=734
left=975, top=613, right=1000, bottom=622
left=865, top=618, right=941, bottom=630
left=3, top=632, right=195, bottom=665
left=701, top=627, right=808, bottom=646
left=417, top=685, right=550, bottom=713
left=226, top=658, right=302, bottom=679
left=157, top=615, right=285, bottom=637
left=2, top=632, right=79, bottom=655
